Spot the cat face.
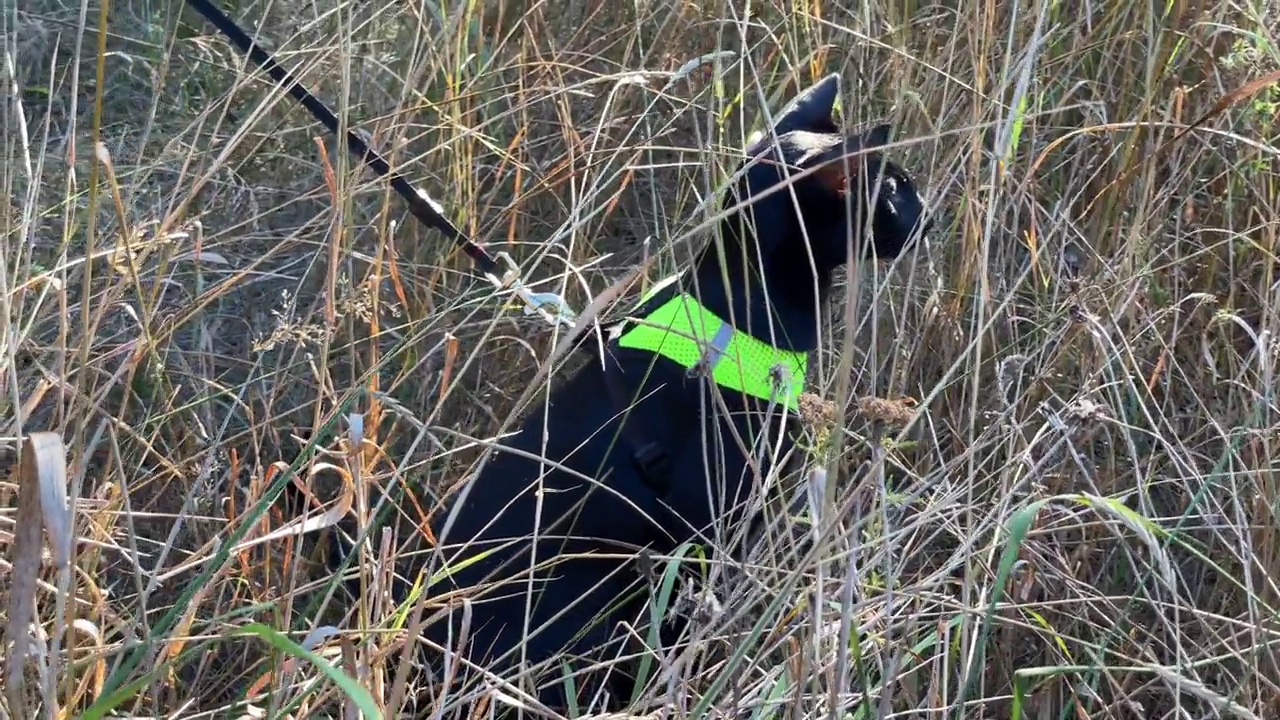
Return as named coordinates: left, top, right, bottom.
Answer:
left=724, top=75, right=931, bottom=271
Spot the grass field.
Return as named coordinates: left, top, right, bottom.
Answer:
left=4, top=0, right=1280, bottom=717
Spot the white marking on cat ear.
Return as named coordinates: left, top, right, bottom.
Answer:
left=745, top=73, right=842, bottom=151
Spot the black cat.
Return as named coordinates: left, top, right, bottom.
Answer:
left=420, top=72, right=931, bottom=714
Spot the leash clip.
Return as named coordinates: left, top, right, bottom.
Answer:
left=486, top=251, right=578, bottom=329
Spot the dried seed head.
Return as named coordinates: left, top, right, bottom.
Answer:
left=856, top=396, right=917, bottom=427
left=798, top=392, right=837, bottom=430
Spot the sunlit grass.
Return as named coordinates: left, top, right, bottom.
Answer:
left=3, top=0, right=1279, bottom=717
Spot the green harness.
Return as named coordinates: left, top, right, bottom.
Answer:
left=614, top=275, right=809, bottom=411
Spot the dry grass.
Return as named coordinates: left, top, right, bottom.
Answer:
left=3, top=0, right=1280, bottom=717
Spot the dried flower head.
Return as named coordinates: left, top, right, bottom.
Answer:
left=856, top=395, right=917, bottom=427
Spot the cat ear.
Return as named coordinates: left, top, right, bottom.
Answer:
left=859, top=122, right=893, bottom=149
left=771, top=73, right=841, bottom=136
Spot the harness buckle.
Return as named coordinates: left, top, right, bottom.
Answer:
left=686, top=360, right=711, bottom=380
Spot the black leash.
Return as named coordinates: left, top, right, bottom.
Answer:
left=184, top=0, right=711, bottom=528
left=182, top=0, right=575, bottom=325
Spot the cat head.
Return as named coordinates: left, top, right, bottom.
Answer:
left=716, top=74, right=930, bottom=277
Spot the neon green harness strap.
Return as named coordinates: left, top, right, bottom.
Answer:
left=616, top=280, right=808, bottom=411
